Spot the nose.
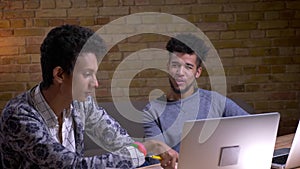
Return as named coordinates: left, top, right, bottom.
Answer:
left=176, top=66, right=184, bottom=75
left=92, top=76, right=99, bottom=88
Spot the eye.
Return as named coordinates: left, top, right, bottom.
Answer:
left=83, top=71, right=92, bottom=78
left=185, top=64, right=194, bottom=70
left=186, top=65, right=193, bottom=70
left=171, top=63, right=180, bottom=68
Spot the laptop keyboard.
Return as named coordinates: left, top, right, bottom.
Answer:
left=272, top=154, right=288, bottom=164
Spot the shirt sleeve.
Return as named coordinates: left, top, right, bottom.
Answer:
left=75, top=97, right=146, bottom=167
left=224, top=97, right=250, bottom=116
left=142, top=102, right=166, bottom=143
left=1, top=100, right=145, bottom=169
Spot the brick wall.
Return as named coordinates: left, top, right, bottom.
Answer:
left=0, top=0, right=299, bottom=135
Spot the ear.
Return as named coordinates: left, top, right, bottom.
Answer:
left=52, top=66, right=64, bottom=84
left=195, top=66, right=202, bottom=78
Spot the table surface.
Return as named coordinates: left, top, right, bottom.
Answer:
left=139, top=133, right=297, bottom=169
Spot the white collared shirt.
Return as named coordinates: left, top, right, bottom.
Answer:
left=31, top=85, right=75, bottom=152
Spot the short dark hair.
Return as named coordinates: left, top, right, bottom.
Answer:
left=166, top=33, right=208, bottom=68
left=40, top=24, right=106, bottom=89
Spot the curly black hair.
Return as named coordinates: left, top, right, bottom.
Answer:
left=166, top=33, right=208, bottom=68
left=40, top=24, right=106, bottom=89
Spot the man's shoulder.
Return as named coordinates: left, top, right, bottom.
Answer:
left=5, top=91, right=28, bottom=105
left=2, top=91, right=32, bottom=117
left=198, top=88, right=226, bottom=97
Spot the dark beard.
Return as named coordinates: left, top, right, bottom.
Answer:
left=169, top=78, right=196, bottom=95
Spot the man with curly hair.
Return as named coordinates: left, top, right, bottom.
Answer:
left=143, top=34, right=249, bottom=163
left=0, top=25, right=177, bottom=169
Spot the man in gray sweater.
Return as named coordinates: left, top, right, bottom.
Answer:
left=143, top=34, right=249, bottom=164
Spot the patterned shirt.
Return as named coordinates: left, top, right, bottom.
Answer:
left=32, top=86, right=76, bottom=152
left=0, top=85, right=145, bottom=169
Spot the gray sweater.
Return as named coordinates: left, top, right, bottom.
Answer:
left=143, top=88, right=249, bottom=152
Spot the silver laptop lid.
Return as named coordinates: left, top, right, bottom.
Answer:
left=178, top=112, right=280, bottom=169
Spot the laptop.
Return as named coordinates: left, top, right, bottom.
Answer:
left=272, top=120, right=300, bottom=169
left=177, top=112, right=280, bottom=169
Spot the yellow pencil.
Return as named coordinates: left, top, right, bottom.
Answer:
left=150, top=155, right=162, bottom=160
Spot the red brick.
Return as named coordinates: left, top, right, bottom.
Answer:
left=17, top=55, right=31, bottom=64
left=0, top=83, right=26, bottom=92
left=130, top=6, right=160, bottom=13
left=0, top=37, right=25, bottom=46
left=161, top=5, right=191, bottom=14
left=24, top=0, right=40, bottom=9
left=0, top=30, right=13, bottom=37
left=56, top=0, right=72, bottom=8
left=29, top=73, right=42, bottom=82
left=250, top=30, right=265, bottom=38
left=192, top=4, right=222, bottom=13
left=103, top=0, right=119, bottom=6
left=212, top=40, right=244, bottom=48
left=7, top=1, right=23, bottom=9
left=135, top=0, right=150, bottom=6
left=15, top=73, right=30, bottom=82
left=263, top=57, right=293, bottom=65
left=234, top=48, right=249, bottom=56
left=219, top=13, right=234, bottom=22
left=243, top=39, right=271, bottom=47
left=96, top=17, right=110, bottom=25
left=64, top=19, right=80, bottom=25
left=236, top=31, right=250, bottom=39
left=0, top=47, right=19, bottom=55
left=249, top=12, right=264, bottom=21
left=0, top=20, right=10, bottom=28
left=4, top=11, right=35, bottom=18
left=36, top=9, right=67, bottom=18
left=270, top=74, right=300, bottom=82
left=205, top=32, right=220, bottom=40
left=236, top=13, right=249, bottom=21
left=11, top=19, right=26, bottom=28
left=14, top=28, right=45, bottom=36
left=73, top=0, right=87, bottom=7
left=0, top=92, right=13, bottom=101
left=271, top=65, right=286, bottom=74
left=258, top=20, right=289, bottom=29
left=249, top=48, right=265, bottom=56
left=34, top=19, right=49, bottom=27
left=25, top=45, right=40, bottom=54
left=228, top=22, right=257, bottom=30
left=286, top=1, right=300, bottom=10
left=254, top=2, right=285, bottom=11
left=165, top=0, right=180, bottom=5
left=265, top=11, right=279, bottom=20
left=226, top=67, right=243, bottom=76
left=79, top=17, right=95, bottom=26
left=121, top=0, right=134, bottom=6
left=26, top=37, right=44, bottom=45
left=203, top=14, right=219, bottom=22
left=220, top=31, right=235, bottom=40
left=198, top=22, right=227, bottom=31
left=223, top=3, right=254, bottom=12
left=99, top=7, right=129, bottom=16
left=0, top=73, right=15, bottom=82
left=68, top=8, right=98, bottom=17
left=41, top=0, right=55, bottom=9
left=269, top=92, right=296, bottom=100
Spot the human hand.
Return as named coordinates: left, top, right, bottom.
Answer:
left=158, top=148, right=178, bottom=169
left=143, top=140, right=179, bottom=169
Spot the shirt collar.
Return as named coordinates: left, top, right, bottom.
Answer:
left=31, top=84, right=58, bottom=128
